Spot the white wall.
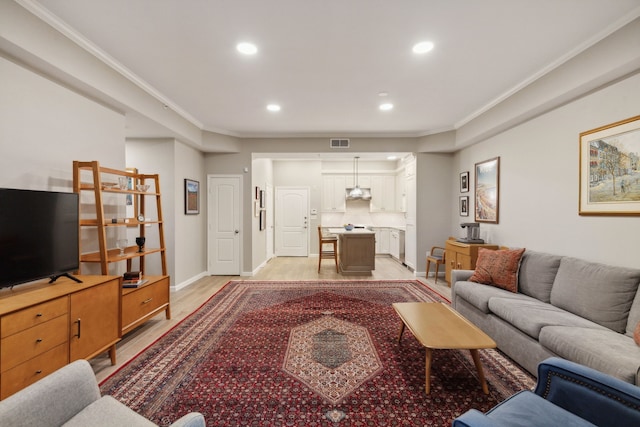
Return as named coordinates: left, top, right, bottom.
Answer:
left=0, top=56, right=125, bottom=189
left=126, top=139, right=176, bottom=284
left=452, top=72, right=640, bottom=268
left=174, top=141, right=207, bottom=287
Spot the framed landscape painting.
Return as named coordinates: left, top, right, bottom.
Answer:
left=475, top=157, right=499, bottom=223
left=579, top=115, right=640, bottom=215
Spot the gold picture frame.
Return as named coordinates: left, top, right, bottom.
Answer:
left=579, top=115, right=640, bottom=216
left=474, top=157, right=500, bottom=223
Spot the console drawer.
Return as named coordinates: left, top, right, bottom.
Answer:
left=1, top=297, right=68, bottom=338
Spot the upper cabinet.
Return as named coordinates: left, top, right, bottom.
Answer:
left=369, top=175, right=396, bottom=212
left=322, top=174, right=347, bottom=212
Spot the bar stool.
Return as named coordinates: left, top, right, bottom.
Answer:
left=318, top=226, right=339, bottom=273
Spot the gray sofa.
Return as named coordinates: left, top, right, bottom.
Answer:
left=451, top=250, right=640, bottom=385
left=0, top=359, right=205, bottom=427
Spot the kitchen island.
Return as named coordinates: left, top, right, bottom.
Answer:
left=328, top=228, right=376, bottom=275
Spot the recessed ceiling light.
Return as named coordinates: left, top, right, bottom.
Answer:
left=378, top=91, right=389, bottom=97
left=266, top=104, right=281, bottom=112
left=412, top=41, right=434, bottom=54
left=379, top=103, right=394, bottom=111
left=237, top=42, right=257, bottom=55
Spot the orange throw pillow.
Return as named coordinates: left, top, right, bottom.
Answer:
left=469, top=248, right=526, bottom=293
left=634, top=322, right=640, bottom=346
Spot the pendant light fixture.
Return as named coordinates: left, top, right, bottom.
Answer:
left=349, top=156, right=363, bottom=198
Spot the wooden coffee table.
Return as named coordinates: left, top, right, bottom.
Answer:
left=392, top=302, right=496, bottom=394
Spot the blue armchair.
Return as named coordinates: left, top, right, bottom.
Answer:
left=453, top=357, right=640, bottom=427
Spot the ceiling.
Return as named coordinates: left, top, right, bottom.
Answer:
left=33, top=0, right=640, bottom=139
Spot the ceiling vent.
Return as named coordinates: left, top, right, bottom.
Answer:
left=329, top=138, right=350, bottom=148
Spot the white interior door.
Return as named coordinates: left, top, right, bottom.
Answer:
left=275, top=187, right=309, bottom=256
left=208, top=175, right=241, bottom=275
left=266, top=184, right=274, bottom=260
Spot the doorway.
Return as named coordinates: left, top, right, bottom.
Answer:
left=208, top=175, right=242, bottom=274
left=275, top=187, right=309, bottom=256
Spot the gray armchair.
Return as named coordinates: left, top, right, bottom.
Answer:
left=0, top=359, right=205, bottom=427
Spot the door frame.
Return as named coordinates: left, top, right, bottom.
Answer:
left=207, top=174, right=243, bottom=275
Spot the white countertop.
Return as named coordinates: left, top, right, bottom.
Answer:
left=328, top=227, right=375, bottom=234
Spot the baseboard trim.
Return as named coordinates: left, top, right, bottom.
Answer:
left=172, top=271, right=208, bottom=292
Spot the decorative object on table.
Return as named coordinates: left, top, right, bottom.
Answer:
left=136, top=184, right=150, bottom=192
left=184, top=179, right=199, bottom=214
left=135, top=236, right=146, bottom=253
left=116, top=238, right=128, bottom=256
left=137, top=214, right=145, bottom=222
left=474, top=157, right=500, bottom=223
left=579, top=114, right=640, bottom=216
left=459, top=196, right=469, bottom=216
left=458, top=222, right=483, bottom=243
left=460, top=171, right=469, bottom=193
left=344, top=223, right=354, bottom=231
left=122, top=270, right=147, bottom=288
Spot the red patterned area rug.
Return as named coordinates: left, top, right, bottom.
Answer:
left=100, top=280, right=534, bottom=426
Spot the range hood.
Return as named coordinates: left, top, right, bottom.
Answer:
left=345, top=187, right=372, bottom=200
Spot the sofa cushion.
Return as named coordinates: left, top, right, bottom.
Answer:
left=454, top=281, right=531, bottom=313
left=517, top=251, right=562, bottom=303
left=550, top=257, right=640, bottom=333
left=469, top=248, right=526, bottom=292
left=64, top=396, right=156, bottom=427
left=539, top=326, right=640, bottom=385
left=487, top=298, right=608, bottom=340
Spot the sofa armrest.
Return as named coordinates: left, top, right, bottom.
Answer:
left=451, top=269, right=474, bottom=284
left=170, top=412, right=206, bottom=427
left=451, top=409, right=499, bottom=427
left=0, top=360, right=101, bottom=427
left=535, top=357, right=640, bottom=427
left=450, top=270, right=474, bottom=308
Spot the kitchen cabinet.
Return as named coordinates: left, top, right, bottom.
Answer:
left=374, top=228, right=390, bottom=254
left=321, top=175, right=346, bottom=212
left=370, top=175, right=396, bottom=212
left=390, top=229, right=405, bottom=262
left=444, top=239, right=499, bottom=284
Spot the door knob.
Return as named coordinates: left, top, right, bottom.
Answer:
left=235, top=230, right=239, bottom=234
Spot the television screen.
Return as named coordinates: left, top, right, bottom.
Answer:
left=0, top=188, right=79, bottom=288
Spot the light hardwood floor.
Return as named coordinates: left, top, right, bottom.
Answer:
left=91, top=256, right=451, bottom=382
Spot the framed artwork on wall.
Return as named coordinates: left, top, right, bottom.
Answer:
left=259, top=190, right=265, bottom=208
left=475, top=157, right=499, bottom=223
left=459, top=196, right=469, bottom=216
left=579, top=115, right=640, bottom=215
left=460, top=171, right=469, bottom=193
left=259, top=209, right=266, bottom=231
left=184, top=179, right=199, bottom=215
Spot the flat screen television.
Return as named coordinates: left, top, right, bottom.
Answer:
left=0, top=188, right=81, bottom=288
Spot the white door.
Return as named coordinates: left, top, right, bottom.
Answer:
left=266, top=184, right=274, bottom=260
left=275, top=187, right=309, bottom=256
left=208, top=175, right=241, bottom=275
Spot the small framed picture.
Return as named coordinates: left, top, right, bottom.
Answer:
left=459, top=196, right=469, bottom=216
left=184, top=179, right=199, bottom=215
left=259, top=209, right=266, bottom=231
left=255, top=186, right=260, bottom=200
left=259, top=190, right=265, bottom=208
left=460, top=171, right=469, bottom=193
